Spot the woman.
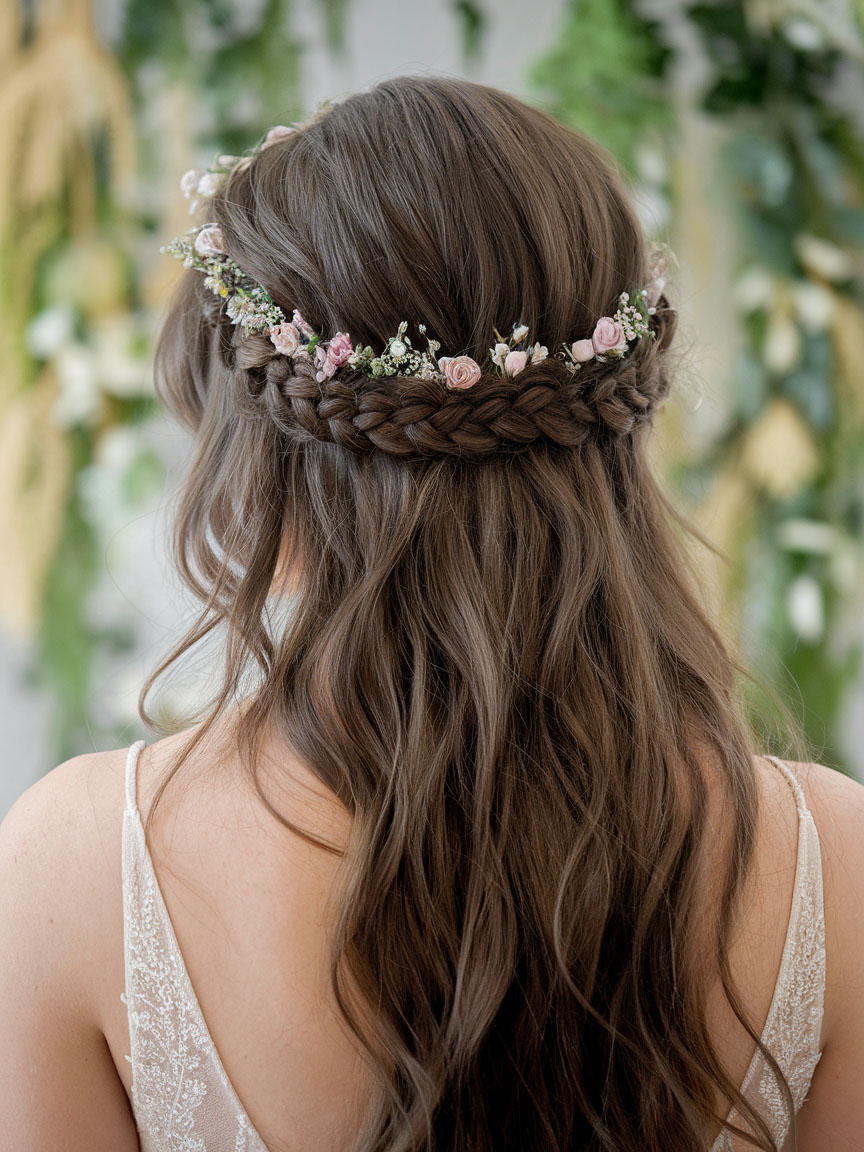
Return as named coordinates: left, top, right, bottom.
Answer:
left=1, top=75, right=862, bottom=1152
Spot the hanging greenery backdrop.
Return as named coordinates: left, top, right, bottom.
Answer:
left=1, top=0, right=863, bottom=772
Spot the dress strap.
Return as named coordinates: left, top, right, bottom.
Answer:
left=764, top=754, right=809, bottom=819
left=125, top=739, right=146, bottom=814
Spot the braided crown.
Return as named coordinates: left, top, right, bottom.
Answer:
left=226, top=308, right=677, bottom=460
left=170, top=127, right=678, bottom=459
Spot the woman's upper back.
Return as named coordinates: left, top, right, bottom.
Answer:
left=81, top=728, right=861, bottom=1150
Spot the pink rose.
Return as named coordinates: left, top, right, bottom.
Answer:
left=262, top=125, right=296, bottom=149
left=504, top=350, right=528, bottom=376
left=268, top=322, right=302, bottom=356
left=591, top=317, right=628, bottom=355
left=326, top=331, right=354, bottom=367
left=194, top=224, right=225, bottom=257
left=438, top=355, right=482, bottom=390
left=571, top=339, right=596, bottom=363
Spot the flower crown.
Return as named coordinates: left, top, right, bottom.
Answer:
left=162, top=124, right=673, bottom=390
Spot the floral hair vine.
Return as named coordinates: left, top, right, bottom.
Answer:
left=162, top=125, right=674, bottom=390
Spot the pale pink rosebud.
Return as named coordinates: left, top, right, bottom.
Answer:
left=438, top=355, right=482, bottom=390
left=262, top=125, right=296, bottom=149
left=504, top=350, right=528, bottom=376
left=194, top=224, right=225, bottom=257
left=571, top=339, right=596, bottom=363
left=591, top=317, right=627, bottom=355
left=268, top=322, right=302, bottom=356
left=314, top=344, right=337, bottom=381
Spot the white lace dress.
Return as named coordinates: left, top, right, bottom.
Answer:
left=120, top=743, right=825, bottom=1151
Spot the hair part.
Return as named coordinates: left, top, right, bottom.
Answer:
left=143, top=75, right=810, bottom=1151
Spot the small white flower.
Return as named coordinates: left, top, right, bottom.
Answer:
left=491, top=342, right=510, bottom=368
left=530, top=344, right=548, bottom=363
left=511, top=324, right=529, bottom=344
left=196, top=171, right=226, bottom=199
left=180, top=169, right=200, bottom=199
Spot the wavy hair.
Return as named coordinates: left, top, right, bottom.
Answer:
left=143, top=75, right=805, bottom=1151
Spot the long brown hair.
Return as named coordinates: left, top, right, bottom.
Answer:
left=144, top=76, right=805, bottom=1151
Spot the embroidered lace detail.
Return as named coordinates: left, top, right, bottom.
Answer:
left=121, top=741, right=269, bottom=1152
left=710, top=756, right=826, bottom=1150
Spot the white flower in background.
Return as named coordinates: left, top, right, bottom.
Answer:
left=763, top=313, right=802, bottom=373
left=26, top=306, right=76, bottom=359
left=777, top=519, right=836, bottom=554
left=733, top=266, right=775, bottom=313
left=782, top=16, right=826, bottom=52
left=54, top=344, right=101, bottom=427
left=791, top=280, right=835, bottom=332
left=95, top=425, right=139, bottom=471
left=787, top=575, right=825, bottom=643
left=92, top=316, right=153, bottom=398
left=633, top=141, right=667, bottom=185
left=794, top=233, right=851, bottom=282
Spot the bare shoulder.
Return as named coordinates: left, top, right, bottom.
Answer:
left=794, top=757, right=864, bottom=1030
left=0, top=746, right=131, bottom=1007
left=0, top=744, right=129, bottom=855
left=779, top=758, right=864, bottom=1149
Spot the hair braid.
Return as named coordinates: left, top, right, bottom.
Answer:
left=228, top=301, right=678, bottom=459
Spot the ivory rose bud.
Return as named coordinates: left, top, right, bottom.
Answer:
left=194, top=224, right=225, bottom=257
left=491, top=342, right=510, bottom=369
left=438, top=355, right=482, bottom=390
left=504, top=350, right=528, bottom=376
left=269, top=322, right=302, bottom=356
left=262, top=125, right=296, bottom=149
left=591, top=317, right=627, bottom=355
left=571, top=339, right=596, bottom=363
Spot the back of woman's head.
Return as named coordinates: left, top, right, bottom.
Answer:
left=148, top=75, right=794, bottom=1151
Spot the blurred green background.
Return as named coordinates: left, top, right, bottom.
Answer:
left=1, top=0, right=863, bottom=816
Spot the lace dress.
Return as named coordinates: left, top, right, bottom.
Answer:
left=120, top=742, right=825, bottom=1151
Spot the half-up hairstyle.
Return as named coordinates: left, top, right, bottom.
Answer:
left=145, top=75, right=798, bottom=1151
